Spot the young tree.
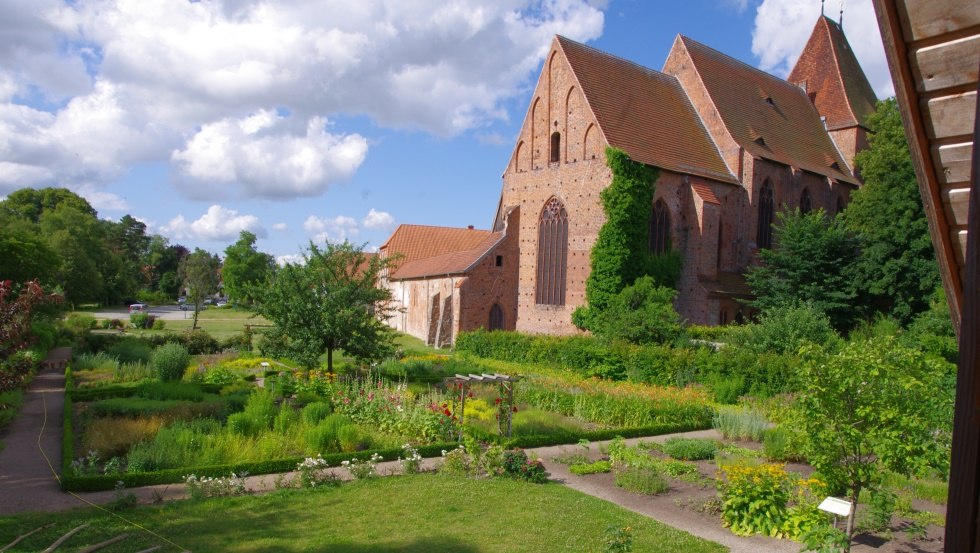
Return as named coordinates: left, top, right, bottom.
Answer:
left=255, top=242, right=395, bottom=372
left=845, top=98, right=939, bottom=324
left=747, top=209, right=862, bottom=332
left=222, top=230, right=275, bottom=305
left=179, top=248, right=221, bottom=330
left=588, top=276, right=682, bottom=345
left=793, top=337, right=952, bottom=550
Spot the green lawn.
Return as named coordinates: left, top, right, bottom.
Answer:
left=0, top=475, right=725, bottom=552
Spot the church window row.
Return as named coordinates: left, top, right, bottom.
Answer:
left=757, top=180, right=775, bottom=249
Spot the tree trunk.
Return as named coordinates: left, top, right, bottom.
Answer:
left=192, top=302, right=200, bottom=330
left=327, top=347, right=333, bottom=374
left=844, top=484, right=861, bottom=552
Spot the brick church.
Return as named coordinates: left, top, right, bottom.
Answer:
left=379, top=16, right=877, bottom=347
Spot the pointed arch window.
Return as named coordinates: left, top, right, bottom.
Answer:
left=649, top=200, right=671, bottom=254
left=800, top=188, right=812, bottom=214
left=536, top=197, right=568, bottom=305
left=550, top=132, right=561, bottom=163
left=488, top=303, right=504, bottom=331
left=757, top=180, right=774, bottom=249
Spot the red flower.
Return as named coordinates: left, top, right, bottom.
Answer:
left=494, top=398, right=502, bottom=405
left=444, top=409, right=452, bottom=416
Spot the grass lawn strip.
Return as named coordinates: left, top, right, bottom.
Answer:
left=0, top=475, right=725, bottom=553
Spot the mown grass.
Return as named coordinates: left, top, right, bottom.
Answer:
left=0, top=475, right=725, bottom=552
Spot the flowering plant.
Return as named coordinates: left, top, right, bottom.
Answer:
left=398, top=444, right=424, bottom=474
left=184, top=471, right=249, bottom=499
left=342, top=453, right=383, bottom=480
left=296, top=455, right=339, bottom=488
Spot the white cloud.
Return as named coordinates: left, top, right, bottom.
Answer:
left=362, top=208, right=395, bottom=230
left=751, top=0, right=894, bottom=98
left=303, top=214, right=359, bottom=243
left=161, top=204, right=266, bottom=242
left=275, top=253, right=306, bottom=266
left=171, top=110, right=368, bottom=200
left=78, top=185, right=128, bottom=211
left=272, top=222, right=288, bottom=231
left=0, top=0, right=607, bottom=198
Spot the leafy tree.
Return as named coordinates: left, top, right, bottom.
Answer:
left=588, top=276, right=682, bottom=344
left=747, top=209, right=861, bottom=332
left=104, top=215, right=152, bottom=298
left=0, top=218, right=59, bottom=285
left=724, top=303, right=839, bottom=355
left=845, top=98, right=939, bottom=324
left=222, top=230, right=275, bottom=305
left=255, top=242, right=395, bottom=372
left=574, top=147, right=679, bottom=332
left=147, top=236, right=189, bottom=298
left=179, top=248, right=221, bottom=330
left=793, top=337, right=952, bottom=550
left=1, top=187, right=96, bottom=223
left=39, top=205, right=109, bottom=305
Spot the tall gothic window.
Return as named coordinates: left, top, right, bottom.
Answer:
left=800, top=188, right=812, bottom=214
left=536, top=197, right=568, bottom=305
left=649, top=200, right=671, bottom=254
left=550, top=132, right=561, bottom=163
left=836, top=195, right=845, bottom=214
left=757, top=180, right=775, bottom=249
left=488, top=303, right=504, bottom=331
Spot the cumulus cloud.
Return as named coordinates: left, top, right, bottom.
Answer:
left=304, top=214, right=360, bottom=243
left=751, top=0, right=894, bottom=98
left=161, top=204, right=266, bottom=242
left=78, top=185, right=128, bottom=212
left=275, top=253, right=306, bottom=267
left=172, top=110, right=368, bottom=200
left=362, top=208, right=395, bottom=230
left=272, top=222, right=288, bottom=231
left=0, top=0, right=606, bottom=198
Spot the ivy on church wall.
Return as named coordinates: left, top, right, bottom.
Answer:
left=573, top=147, right=681, bottom=331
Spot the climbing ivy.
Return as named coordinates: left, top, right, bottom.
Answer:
left=573, top=147, right=681, bottom=332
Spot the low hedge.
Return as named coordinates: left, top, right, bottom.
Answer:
left=463, top=420, right=710, bottom=450
left=60, top=443, right=456, bottom=492
left=69, top=382, right=222, bottom=402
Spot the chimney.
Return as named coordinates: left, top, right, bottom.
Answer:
left=467, top=225, right=474, bottom=230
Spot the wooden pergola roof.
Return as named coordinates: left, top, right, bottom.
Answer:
left=872, top=0, right=978, bottom=549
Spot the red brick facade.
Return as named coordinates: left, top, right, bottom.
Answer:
left=383, top=17, right=875, bottom=344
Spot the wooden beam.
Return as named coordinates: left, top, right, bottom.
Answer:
left=945, top=58, right=980, bottom=553
left=873, top=0, right=965, bottom=332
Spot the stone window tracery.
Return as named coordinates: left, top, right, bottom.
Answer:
left=757, top=180, right=774, bottom=249
left=536, top=197, right=568, bottom=305
left=649, top=200, right=671, bottom=254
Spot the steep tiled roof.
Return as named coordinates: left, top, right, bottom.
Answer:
left=677, top=36, right=857, bottom=184
left=788, top=16, right=877, bottom=130
left=692, top=182, right=721, bottom=205
left=392, top=232, right=503, bottom=280
left=379, top=224, right=499, bottom=280
left=556, top=36, right=738, bottom=184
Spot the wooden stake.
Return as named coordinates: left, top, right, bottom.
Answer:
left=76, top=534, right=129, bottom=553
left=42, top=523, right=89, bottom=552
left=0, top=523, right=55, bottom=552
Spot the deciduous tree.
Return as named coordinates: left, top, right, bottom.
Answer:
left=255, top=242, right=395, bottom=372
left=179, top=248, right=221, bottom=330
left=222, top=230, right=275, bottom=305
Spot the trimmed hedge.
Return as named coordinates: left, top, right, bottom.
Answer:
left=60, top=443, right=456, bottom=492
left=464, top=420, right=710, bottom=450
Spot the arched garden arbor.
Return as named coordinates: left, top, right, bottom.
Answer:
left=444, top=373, right=521, bottom=440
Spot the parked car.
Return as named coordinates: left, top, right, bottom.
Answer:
left=128, top=303, right=148, bottom=314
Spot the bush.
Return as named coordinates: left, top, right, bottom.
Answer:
left=302, top=402, right=333, bottom=425
left=501, top=449, right=549, bottom=483
left=305, top=414, right=351, bottom=453
left=74, top=352, right=120, bottom=372
left=114, top=361, right=152, bottom=383
left=713, top=406, right=768, bottom=442
left=137, top=381, right=206, bottom=402
left=150, top=343, right=190, bottom=382
left=130, top=312, right=153, bottom=329
left=0, top=390, right=24, bottom=430
left=64, top=313, right=97, bottom=333
left=762, top=426, right=806, bottom=463
left=588, top=277, right=683, bottom=345
left=107, top=338, right=153, bottom=364
left=614, top=465, right=669, bottom=495
left=337, top=424, right=372, bottom=452
left=662, top=438, right=717, bottom=461
left=182, top=329, right=219, bottom=354
left=724, top=304, right=839, bottom=355
left=710, top=374, right=746, bottom=404
left=152, top=318, right=166, bottom=330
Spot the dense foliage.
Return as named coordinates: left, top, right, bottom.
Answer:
left=222, top=230, right=275, bottom=305
left=0, top=279, right=61, bottom=391
left=574, top=147, right=680, bottom=333
left=255, top=242, right=396, bottom=371
left=845, top=98, right=939, bottom=324
left=588, top=276, right=682, bottom=345
left=747, top=209, right=861, bottom=332
left=179, top=248, right=221, bottom=329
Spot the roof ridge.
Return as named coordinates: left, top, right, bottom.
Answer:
left=679, top=35, right=799, bottom=92
left=556, top=35, right=667, bottom=81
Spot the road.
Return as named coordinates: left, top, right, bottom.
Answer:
left=91, top=305, right=197, bottom=321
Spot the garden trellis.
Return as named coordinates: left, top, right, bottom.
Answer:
left=445, top=373, right=521, bottom=439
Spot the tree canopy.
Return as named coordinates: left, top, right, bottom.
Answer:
left=255, top=242, right=395, bottom=372
left=844, top=98, right=939, bottom=324
left=222, top=230, right=275, bottom=305
left=747, top=209, right=861, bottom=332
left=179, top=248, right=221, bottom=329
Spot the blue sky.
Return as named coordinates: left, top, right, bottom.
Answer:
left=0, top=0, right=891, bottom=264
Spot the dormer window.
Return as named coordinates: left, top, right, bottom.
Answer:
left=764, top=96, right=775, bottom=106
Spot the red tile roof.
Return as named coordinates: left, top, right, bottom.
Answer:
left=556, top=36, right=738, bottom=184
left=676, top=36, right=858, bottom=184
left=379, top=224, right=501, bottom=280
left=692, top=182, right=721, bottom=205
left=788, top=16, right=877, bottom=131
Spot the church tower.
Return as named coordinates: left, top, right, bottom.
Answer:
left=788, top=16, right=878, bottom=171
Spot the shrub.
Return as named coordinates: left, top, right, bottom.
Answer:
left=718, top=462, right=791, bottom=537
left=762, top=426, right=806, bottom=463
left=713, top=406, right=768, bottom=442
left=130, top=312, right=152, bottom=329
left=203, top=366, right=240, bottom=386
left=113, top=361, right=152, bottom=383
left=724, top=304, right=839, bottom=355
left=182, top=329, right=219, bottom=354
left=305, top=415, right=345, bottom=453
left=302, top=401, right=333, bottom=425
left=64, top=313, right=97, bottom=333
left=587, top=277, right=683, bottom=345
left=337, top=424, right=372, bottom=452
left=108, top=338, right=153, bottom=364
left=74, top=352, right=120, bottom=372
left=0, top=390, right=24, bottom=429
left=137, top=381, right=206, bottom=402
left=152, top=319, right=166, bottom=330
left=662, top=438, right=717, bottom=461
left=614, top=465, right=669, bottom=495
left=501, top=449, right=549, bottom=483
left=150, top=343, right=190, bottom=382
left=710, top=374, right=746, bottom=405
